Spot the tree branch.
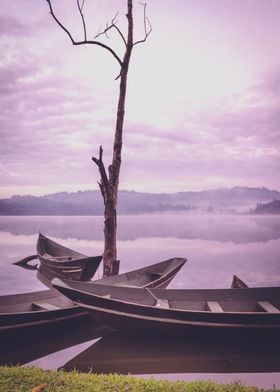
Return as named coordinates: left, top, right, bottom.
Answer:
left=94, top=13, right=118, bottom=39
left=133, top=2, right=152, bottom=46
left=77, top=0, right=87, bottom=41
left=45, top=0, right=123, bottom=68
left=92, top=146, right=110, bottom=201
left=94, top=13, right=127, bottom=47
left=46, top=0, right=75, bottom=43
left=112, top=24, right=127, bottom=46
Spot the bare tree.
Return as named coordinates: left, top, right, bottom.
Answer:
left=45, top=0, right=151, bottom=276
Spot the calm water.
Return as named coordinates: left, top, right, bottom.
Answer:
left=0, top=214, right=280, bottom=388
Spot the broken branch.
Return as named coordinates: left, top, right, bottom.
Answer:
left=77, top=0, right=87, bottom=41
left=133, top=2, right=152, bottom=46
left=92, top=146, right=110, bottom=200
left=94, top=13, right=127, bottom=47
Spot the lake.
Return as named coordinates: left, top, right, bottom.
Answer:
left=0, top=214, right=280, bottom=388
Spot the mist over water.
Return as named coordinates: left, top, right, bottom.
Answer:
left=1, top=214, right=279, bottom=293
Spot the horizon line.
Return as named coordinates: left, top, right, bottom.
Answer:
left=2, top=185, right=280, bottom=200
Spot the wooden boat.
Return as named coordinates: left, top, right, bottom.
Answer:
left=0, top=289, right=98, bottom=344
left=52, top=279, right=280, bottom=337
left=0, top=258, right=186, bottom=345
left=13, top=232, right=103, bottom=282
left=37, top=256, right=187, bottom=289
left=36, top=261, right=101, bottom=286
left=36, top=232, right=103, bottom=281
left=13, top=255, right=38, bottom=270
left=93, top=257, right=187, bottom=289
left=13, top=233, right=103, bottom=282
left=0, top=288, right=108, bottom=364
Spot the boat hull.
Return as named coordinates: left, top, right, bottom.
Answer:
left=52, top=281, right=280, bottom=337
left=36, top=233, right=102, bottom=282
left=1, top=258, right=186, bottom=343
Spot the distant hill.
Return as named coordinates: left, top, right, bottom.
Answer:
left=0, top=187, right=279, bottom=215
left=251, top=199, right=280, bottom=214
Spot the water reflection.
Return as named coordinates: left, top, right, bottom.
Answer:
left=1, top=319, right=108, bottom=366
left=61, top=331, right=280, bottom=375
left=0, top=215, right=279, bottom=388
left=1, top=215, right=280, bottom=294
left=1, top=215, right=280, bottom=243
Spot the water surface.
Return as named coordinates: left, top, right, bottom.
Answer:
left=0, top=214, right=279, bottom=388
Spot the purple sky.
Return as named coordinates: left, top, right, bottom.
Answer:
left=1, top=0, right=280, bottom=197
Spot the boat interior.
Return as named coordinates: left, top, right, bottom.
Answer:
left=94, top=258, right=185, bottom=287
left=0, top=290, right=74, bottom=313
left=38, top=234, right=86, bottom=260
left=58, top=280, right=280, bottom=313
left=96, top=272, right=164, bottom=288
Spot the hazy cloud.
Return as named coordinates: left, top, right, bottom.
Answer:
left=0, top=0, right=280, bottom=196
left=0, top=15, right=29, bottom=36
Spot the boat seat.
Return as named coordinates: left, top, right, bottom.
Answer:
left=42, top=253, right=72, bottom=260
left=148, top=272, right=163, bottom=279
left=155, top=299, right=170, bottom=309
left=114, top=283, right=140, bottom=288
left=32, top=301, right=60, bottom=310
left=257, top=301, right=279, bottom=313
left=101, top=294, right=111, bottom=299
left=206, top=301, right=224, bottom=312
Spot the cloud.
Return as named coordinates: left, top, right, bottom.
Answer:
left=0, top=35, right=117, bottom=195
left=118, top=68, right=280, bottom=191
left=0, top=0, right=280, bottom=195
left=0, top=15, right=29, bottom=36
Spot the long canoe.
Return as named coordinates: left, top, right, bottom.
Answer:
left=37, top=256, right=187, bottom=289
left=52, top=279, right=280, bottom=337
left=0, top=289, right=95, bottom=345
left=0, top=258, right=186, bottom=341
left=94, top=257, right=187, bottom=289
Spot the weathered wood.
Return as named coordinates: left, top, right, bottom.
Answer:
left=13, top=255, right=38, bottom=270
left=52, top=280, right=280, bottom=336
left=32, top=301, right=60, bottom=311
left=1, top=259, right=183, bottom=346
left=37, top=233, right=102, bottom=284
left=206, top=301, right=224, bottom=312
left=156, top=299, right=170, bottom=309
left=258, top=301, right=279, bottom=313
left=231, top=275, right=248, bottom=288
left=94, top=258, right=187, bottom=289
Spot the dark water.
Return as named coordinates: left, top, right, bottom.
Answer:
left=0, top=215, right=280, bottom=388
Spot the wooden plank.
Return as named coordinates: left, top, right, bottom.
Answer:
left=258, top=301, right=279, bottom=313
left=101, top=294, right=112, bottom=299
left=206, top=301, right=224, bottom=312
left=43, top=253, right=71, bottom=260
left=32, top=301, right=60, bottom=310
left=114, top=283, right=140, bottom=288
left=155, top=299, right=169, bottom=309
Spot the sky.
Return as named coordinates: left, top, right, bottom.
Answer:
left=1, top=0, right=280, bottom=197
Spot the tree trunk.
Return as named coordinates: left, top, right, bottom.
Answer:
left=101, top=0, right=133, bottom=277
left=102, top=198, right=117, bottom=276
left=45, top=0, right=151, bottom=277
